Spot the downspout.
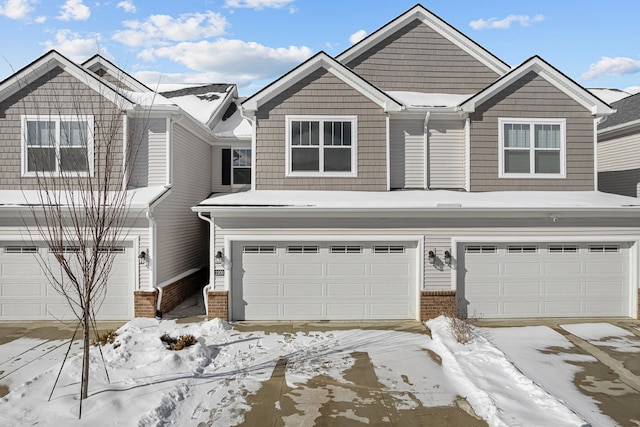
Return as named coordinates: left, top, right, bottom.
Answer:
left=240, top=108, right=257, bottom=190
left=424, top=111, right=431, bottom=190
left=197, top=212, right=215, bottom=318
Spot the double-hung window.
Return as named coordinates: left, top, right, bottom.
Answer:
left=22, top=115, right=93, bottom=176
left=499, top=118, right=565, bottom=178
left=286, top=116, right=357, bottom=176
left=221, top=147, right=251, bottom=186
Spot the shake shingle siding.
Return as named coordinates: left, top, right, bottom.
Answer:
left=255, top=69, right=387, bottom=191
left=344, top=19, right=499, bottom=93
left=469, top=72, right=594, bottom=191
left=0, top=67, right=124, bottom=190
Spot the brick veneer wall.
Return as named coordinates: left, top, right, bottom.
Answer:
left=134, top=268, right=208, bottom=318
left=207, top=291, right=229, bottom=321
left=420, top=290, right=457, bottom=320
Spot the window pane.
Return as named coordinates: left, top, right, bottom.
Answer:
left=27, top=121, right=55, bottom=147
left=291, top=147, right=319, bottom=171
left=504, top=150, right=530, bottom=173
left=342, top=122, right=351, bottom=146
left=60, top=147, right=88, bottom=172
left=233, top=149, right=251, bottom=167
left=324, top=147, right=351, bottom=172
left=504, top=123, right=530, bottom=148
left=535, top=151, right=560, bottom=173
left=28, top=147, right=56, bottom=172
left=291, top=121, right=301, bottom=145
left=535, top=124, right=560, bottom=148
left=310, top=121, right=319, bottom=146
left=324, top=122, right=333, bottom=145
left=61, top=121, right=87, bottom=147
left=233, top=167, right=251, bottom=184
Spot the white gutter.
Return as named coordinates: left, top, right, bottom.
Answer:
left=424, top=111, right=431, bottom=190
left=197, top=211, right=216, bottom=318
left=240, top=108, right=257, bottom=191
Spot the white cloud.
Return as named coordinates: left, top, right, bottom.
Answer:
left=349, top=29, right=367, bottom=45
left=138, top=38, right=312, bottom=83
left=225, top=0, right=295, bottom=10
left=113, top=11, right=228, bottom=47
left=34, top=15, right=46, bottom=23
left=58, top=0, right=90, bottom=21
left=582, top=56, right=640, bottom=80
left=116, top=1, right=136, bottom=13
left=43, top=29, right=107, bottom=62
left=0, top=0, right=35, bottom=19
left=470, top=14, right=544, bottom=30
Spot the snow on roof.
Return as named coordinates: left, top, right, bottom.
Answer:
left=386, top=91, right=471, bottom=110
left=588, top=88, right=631, bottom=105
left=196, top=190, right=640, bottom=211
left=212, top=99, right=252, bottom=140
left=0, top=186, right=168, bottom=210
left=159, top=84, right=233, bottom=124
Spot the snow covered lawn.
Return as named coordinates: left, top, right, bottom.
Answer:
left=0, top=317, right=632, bottom=426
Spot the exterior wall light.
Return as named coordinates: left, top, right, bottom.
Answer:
left=428, top=250, right=436, bottom=264
left=138, top=251, right=147, bottom=265
left=444, top=250, right=452, bottom=266
left=215, top=250, right=224, bottom=264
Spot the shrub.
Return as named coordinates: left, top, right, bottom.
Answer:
left=442, top=302, right=479, bottom=345
left=160, top=333, right=197, bottom=351
left=91, top=330, right=120, bottom=348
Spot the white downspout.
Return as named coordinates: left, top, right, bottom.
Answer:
left=424, top=111, right=431, bottom=190
left=197, top=212, right=216, bottom=318
left=465, top=117, right=471, bottom=192
left=145, top=208, right=160, bottom=316
left=386, top=115, right=391, bottom=191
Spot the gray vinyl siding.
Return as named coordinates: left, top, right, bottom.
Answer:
left=94, top=68, right=135, bottom=91
left=469, top=72, right=595, bottom=191
left=153, top=123, right=211, bottom=286
left=211, top=217, right=640, bottom=294
left=428, top=120, right=466, bottom=189
left=255, top=69, right=387, bottom=191
left=598, top=132, right=640, bottom=172
left=128, top=118, right=167, bottom=188
left=389, top=118, right=425, bottom=189
left=599, top=169, right=640, bottom=198
left=344, top=19, right=499, bottom=93
left=0, top=67, right=125, bottom=190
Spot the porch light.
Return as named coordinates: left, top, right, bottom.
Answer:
left=215, top=251, right=224, bottom=264
left=138, top=251, right=146, bottom=264
left=428, top=250, right=436, bottom=264
left=444, top=250, right=452, bottom=266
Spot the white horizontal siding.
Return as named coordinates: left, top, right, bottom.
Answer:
left=148, top=119, right=168, bottom=186
left=598, top=133, right=640, bottom=172
left=390, top=118, right=424, bottom=189
left=429, top=120, right=465, bottom=189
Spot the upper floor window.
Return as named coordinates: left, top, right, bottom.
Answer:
left=499, top=118, right=566, bottom=178
left=221, top=147, right=251, bottom=186
left=286, top=116, right=357, bottom=176
left=22, top=115, right=94, bottom=176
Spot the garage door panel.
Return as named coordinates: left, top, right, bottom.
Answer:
left=2, top=283, right=43, bottom=297
left=461, top=242, right=631, bottom=318
left=283, top=263, right=323, bottom=275
left=3, top=302, right=42, bottom=317
left=233, top=241, right=417, bottom=320
left=283, top=282, right=323, bottom=296
left=327, top=263, right=366, bottom=276
left=503, top=282, right=542, bottom=296
left=503, top=262, right=541, bottom=275
left=327, top=283, right=366, bottom=297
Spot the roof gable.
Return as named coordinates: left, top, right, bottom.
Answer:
left=82, top=54, right=151, bottom=93
left=0, top=50, right=134, bottom=109
left=336, top=4, right=510, bottom=76
left=242, top=52, right=402, bottom=113
left=598, top=92, right=640, bottom=134
left=460, top=56, right=613, bottom=117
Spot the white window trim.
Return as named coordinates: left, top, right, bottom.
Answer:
left=21, top=115, right=95, bottom=177
left=498, top=118, right=566, bottom=179
left=285, top=115, right=358, bottom=177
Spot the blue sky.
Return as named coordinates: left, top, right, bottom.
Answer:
left=1, top=0, right=640, bottom=95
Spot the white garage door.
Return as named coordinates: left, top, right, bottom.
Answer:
left=232, top=241, right=418, bottom=320
left=459, top=242, right=631, bottom=318
left=0, top=242, right=135, bottom=320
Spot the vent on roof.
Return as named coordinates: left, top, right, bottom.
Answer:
left=222, top=102, right=238, bottom=121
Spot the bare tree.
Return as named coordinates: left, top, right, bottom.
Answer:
left=11, top=62, right=148, bottom=408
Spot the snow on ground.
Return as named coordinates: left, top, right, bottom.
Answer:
left=561, top=323, right=640, bottom=353
left=0, top=317, right=621, bottom=426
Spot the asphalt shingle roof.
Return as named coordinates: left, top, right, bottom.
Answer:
left=599, top=92, right=640, bottom=130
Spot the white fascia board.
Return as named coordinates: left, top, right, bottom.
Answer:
left=461, top=58, right=613, bottom=116
left=242, top=53, right=402, bottom=113
left=82, top=55, right=151, bottom=93
left=337, top=6, right=510, bottom=76
left=0, top=51, right=135, bottom=109
left=598, top=118, right=640, bottom=138
left=191, top=205, right=640, bottom=219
